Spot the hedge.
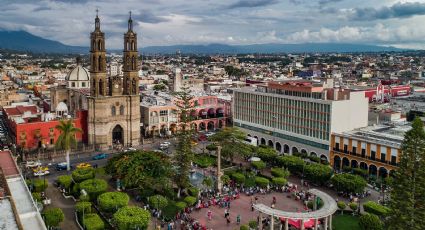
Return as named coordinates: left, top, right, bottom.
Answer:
left=183, top=196, right=197, bottom=206
left=72, top=168, right=95, bottom=183
left=43, top=207, right=64, bottom=227
left=331, top=173, right=367, bottom=193
left=75, top=201, right=92, bottom=214
left=303, top=163, right=333, bottom=185
left=363, top=201, right=390, bottom=217
left=276, top=156, right=305, bottom=174
left=83, top=213, right=105, bottom=230
left=98, top=192, right=130, bottom=213
left=251, top=161, right=266, bottom=170
left=254, top=176, right=269, bottom=188
left=240, top=225, right=249, bottom=230
left=148, top=195, right=168, bottom=210
left=232, top=173, right=246, bottom=184
left=113, top=206, right=151, bottom=230
left=359, top=213, right=383, bottom=230
left=270, top=168, right=290, bottom=178
left=271, top=177, right=287, bottom=186
left=79, top=179, right=108, bottom=201
left=57, top=175, right=73, bottom=190
left=33, top=179, right=48, bottom=192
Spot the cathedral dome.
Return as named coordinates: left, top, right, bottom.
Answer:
left=66, top=64, right=90, bottom=81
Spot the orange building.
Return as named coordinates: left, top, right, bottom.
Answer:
left=330, top=125, right=406, bottom=178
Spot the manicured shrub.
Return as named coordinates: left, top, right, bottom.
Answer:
left=307, top=198, right=324, bottom=210
left=57, top=175, right=72, bottom=190
left=148, top=195, right=168, bottom=210
left=255, top=147, right=277, bottom=163
left=75, top=201, right=92, bottom=214
left=43, top=207, right=64, bottom=227
left=83, top=213, right=105, bottom=230
left=188, top=187, right=199, bottom=197
left=32, top=192, right=42, bottom=202
left=308, top=155, right=320, bottom=163
left=221, top=174, right=231, bottom=185
left=359, top=213, right=383, bottom=230
left=270, top=168, right=290, bottom=178
left=353, top=168, right=368, bottom=177
left=79, top=194, right=90, bottom=202
left=304, top=163, right=333, bottom=185
left=251, top=161, right=266, bottom=170
left=254, top=176, right=269, bottom=188
left=175, top=201, right=187, bottom=211
left=72, top=168, right=95, bottom=183
left=33, top=179, right=48, bottom=192
left=349, top=202, right=358, bottom=212
left=232, top=173, right=246, bottom=184
left=79, top=179, right=108, bottom=201
left=363, top=201, right=390, bottom=217
left=183, top=196, right=197, bottom=206
left=113, top=206, right=151, bottom=230
left=98, top=192, right=130, bottom=213
left=331, top=173, right=367, bottom=193
left=271, top=177, right=287, bottom=186
left=240, top=225, right=249, bottom=230
left=193, top=155, right=215, bottom=168
left=337, top=201, right=346, bottom=213
left=72, top=183, right=80, bottom=197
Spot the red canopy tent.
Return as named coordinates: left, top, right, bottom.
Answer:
left=280, top=218, right=320, bottom=229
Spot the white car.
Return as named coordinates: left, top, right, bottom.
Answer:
left=124, top=147, right=137, bottom=152
left=205, top=132, right=215, bottom=137
left=34, top=170, right=50, bottom=177
left=26, top=161, right=42, bottom=168
left=162, top=142, right=171, bottom=146
left=159, top=144, right=169, bottom=150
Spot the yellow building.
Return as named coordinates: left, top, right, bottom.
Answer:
left=330, top=124, right=408, bottom=178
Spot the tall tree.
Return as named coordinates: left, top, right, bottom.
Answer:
left=209, top=127, right=250, bottom=161
left=55, top=119, right=82, bottom=171
left=387, top=117, right=425, bottom=229
left=173, top=86, right=195, bottom=197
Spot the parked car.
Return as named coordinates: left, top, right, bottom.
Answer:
left=26, top=161, right=42, bottom=168
left=76, top=162, right=92, bottom=169
left=159, top=144, right=169, bottom=150
left=33, top=166, right=49, bottom=176
left=55, top=162, right=72, bottom=171
left=123, top=147, right=137, bottom=152
left=93, top=153, right=108, bottom=160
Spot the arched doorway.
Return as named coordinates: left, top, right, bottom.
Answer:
left=320, top=155, right=329, bottom=164
left=379, top=167, right=388, bottom=178
left=351, top=160, right=358, bottom=168
left=207, top=121, right=215, bottom=131
left=310, top=152, right=317, bottom=157
left=207, top=108, right=215, bottom=118
left=284, top=144, right=289, bottom=154
left=199, top=122, right=206, bottom=131
left=333, top=156, right=341, bottom=171
left=342, top=157, right=350, bottom=168
left=216, top=108, right=224, bottom=117
left=191, top=123, right=198, bottom=131
left=260, top=138, right=266, bottom=145
left=218, top=120, right=224, bottom=129
left=369, top=165, right=377, bottom=177
left=112, top=125, right=124, bottom=145
left=276, top=142, right=282, bottom=152
left=292, top=147, right=299, bottom=154
left=301, top=149, right=307, bottom=155
left=360, top=162, right=368, bottom=171
left=268, top=140, right=274, bottom=148
left=199, top=109, right=207, bottom=119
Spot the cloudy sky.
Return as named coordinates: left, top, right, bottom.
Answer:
left=2, top=0, right=425, bottom=49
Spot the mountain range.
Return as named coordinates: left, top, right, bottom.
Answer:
left=0, top=30, right=408, bottom=54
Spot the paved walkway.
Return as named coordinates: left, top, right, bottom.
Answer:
left=45, top=183, right=79, bottom=230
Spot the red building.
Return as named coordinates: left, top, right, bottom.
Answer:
left=3, top=104, right=88, bottom=150
left=351, top=83, right=411, bottom=103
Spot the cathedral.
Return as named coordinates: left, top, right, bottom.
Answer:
left=51, top=13, right=141, bottom=150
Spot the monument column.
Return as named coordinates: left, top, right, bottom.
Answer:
left=216, top=145, right=222, bottom=193
left=329, top=215, right=333, bottom=230
left=324, top=217, right=328, bottom=230
left=270, top=215, right=274, bottom=230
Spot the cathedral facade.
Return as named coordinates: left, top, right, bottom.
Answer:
left=87, top=13, right=140, bottom=150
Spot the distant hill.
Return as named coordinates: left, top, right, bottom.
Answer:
left=142, top=43, right=406, bottom=54
left=0, top=30, right=407, bottom=54
left=0, top=31, right=87, bottom=54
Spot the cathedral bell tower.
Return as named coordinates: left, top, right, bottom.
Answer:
left=123, top=11, right=139, bottom=95
left=90, top=10, right=107, bottom=97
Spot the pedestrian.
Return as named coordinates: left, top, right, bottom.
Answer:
left=224, top=208, right=228, bottom=218
left=226, top=216, right=231, bottom=225
left=207, top=209, right=212, bottom=221
left=251, top=203, right=254, bottom=212
left=272, top=196, right=276, bottom=204
left=237, top=214, right=241, bottom=225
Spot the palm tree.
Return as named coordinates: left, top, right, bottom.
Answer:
left=55, top=119, right=82, bottom=171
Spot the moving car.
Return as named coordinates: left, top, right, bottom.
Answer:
left=55, top=162, right=72, bottom=171
left=26, top=161, right=42, bottom=168
left=76, top=162, right=92, bottom=169
left=123, top=147, right=137, bottom=152
left=93, top=153, right=108, bottom=160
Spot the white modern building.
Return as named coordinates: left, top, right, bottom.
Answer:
left=233, top=80, right=368, bottom=162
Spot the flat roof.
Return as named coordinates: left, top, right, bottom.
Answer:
left=0, top=151, right=19, bottom=177
left=0, top=199, right=19, bottom=230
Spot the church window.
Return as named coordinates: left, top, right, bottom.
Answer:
left=111, top=106, right=116, bottom=116
left=131, top=41, right=135, bottom=50
left=98, top=56, right=102, bottom=71
left=120, top=105, right=124, bottom=115
left=98, top=40, right=102, bottom=50
left=132, top=56, right=136, bottom=70
left=99, top=79, right=103, bottom=95
left=132, top=79, right=137, bottom=94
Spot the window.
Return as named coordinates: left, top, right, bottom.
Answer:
left=50, top=138, right=54, bottom=145
left=111, top=106, right=116, bottom=116
left=381, top=153, right=386, bottom=162
left=352, top=147, right=357, bottom=154
left=361, top=149, right=366, bottom=157
left=343, top=144, right=348, bottom=153
left=82, top=82, right=86, bottom=87
left=50, top=128, right=54, bottom=132
left=371, top=151, right=376, bottom=160
left=120, top=105, right=124, bottom=115
left=71, top=82, right=75, bottom=87
left=160, top=110, right=168, bottom=116
left=335, top=143, right=340, bottom=151
left=391, top=155, right=397, bottom=164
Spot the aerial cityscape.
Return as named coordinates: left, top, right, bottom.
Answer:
left=1, top=0, right=425, bottom=230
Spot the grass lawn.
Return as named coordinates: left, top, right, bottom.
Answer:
left=333, top=214, right=361, bottom=230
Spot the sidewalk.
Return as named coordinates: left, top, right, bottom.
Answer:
left=45, top=183, right=78, bottom=230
